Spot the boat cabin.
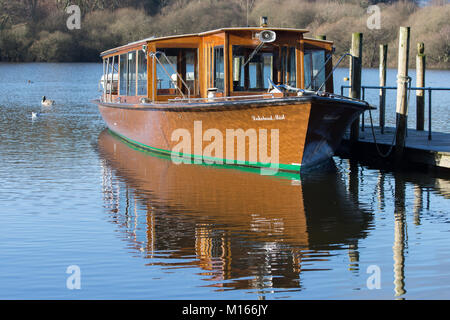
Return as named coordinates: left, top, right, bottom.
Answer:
left=100, top=26, right=334, bottom=104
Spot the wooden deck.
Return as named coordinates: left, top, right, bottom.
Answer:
left=338, top=126, right=450, bottom=169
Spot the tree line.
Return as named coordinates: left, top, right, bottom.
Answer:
left=0, top=0, right=448, bottom=68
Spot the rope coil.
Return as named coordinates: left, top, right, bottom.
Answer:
left=397, top=75, right=412, bottom=83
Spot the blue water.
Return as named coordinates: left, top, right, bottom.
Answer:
left=0, top=63, right=449, bottom=299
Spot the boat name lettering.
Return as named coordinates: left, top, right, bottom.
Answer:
left=252, top=114, right=285, bottom=121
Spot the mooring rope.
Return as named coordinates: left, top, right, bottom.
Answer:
left=367, top=75, right=412, bottom=158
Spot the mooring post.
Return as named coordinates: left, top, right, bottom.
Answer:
left=379, top=44, right=388, bottom=134
left=349, top=32, right=363, bottom=146
left=416, top=42, right=426, bottom=131
left=395, top=27, right=411, bottom=163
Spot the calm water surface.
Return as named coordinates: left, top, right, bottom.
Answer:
left=0, top=63, right=449, bottom=299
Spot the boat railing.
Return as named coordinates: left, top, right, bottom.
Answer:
left=167, top=93, right=275, bottom=103
left=340, top=84, right=450, bottom=140
left=149, top=51, right=191, bottom=102
left=267, top=76, right=372, bottom=108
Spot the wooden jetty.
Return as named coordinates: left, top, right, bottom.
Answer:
left=338, top=126, right=450, bottom=170
left=338, top=26, right=449, bottom=171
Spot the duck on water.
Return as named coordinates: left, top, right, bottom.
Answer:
left=41, top=96, right=54, bottom=106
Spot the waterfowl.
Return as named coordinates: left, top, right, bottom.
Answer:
left=41, top=96, right=54, bottom=106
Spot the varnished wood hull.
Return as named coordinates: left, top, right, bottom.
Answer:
left=93, top=96, right=368, bottom=172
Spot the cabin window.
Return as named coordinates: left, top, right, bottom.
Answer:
left=281, top=47, right=287, bottom=85
left=213, top=46, right=224, bottom=91
left=155, top=48, right=198, bottom=96
left=119, top=51, right=137, bottom=96
left=304, top=49, right=325, bottom=91
left=103, top=56, right=118, bottom=95
left=127, top=51, right=137, bottom=96
left=119, top=54, right=127, bottom=95
left=137, top=50, right=147, bottom=96
left=278, top=46, right=297, bottom=87
left=287, top=47, right=296, bottom=87
left=232, top=45, right=274, bottom=91
left=185, top=50, right=197, bottom=94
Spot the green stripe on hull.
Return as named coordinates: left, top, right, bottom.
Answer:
left=107, top=129, right=302, bottom=179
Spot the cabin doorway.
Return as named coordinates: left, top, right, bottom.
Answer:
left=154, top=48, right=198, bottom=97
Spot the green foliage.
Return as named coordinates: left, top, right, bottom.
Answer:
left=0, top=0, right=448, bottom=68
left=151, top=0, right=245, bottom=35
left=0, top=24, right=33, bottom=61
left=407, top=4, right=450, bottom=67
left=29, top=31, right=75, bottom=61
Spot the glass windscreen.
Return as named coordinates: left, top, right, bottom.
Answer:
left=232, top=45, right=296, bottom=92
left=304, top=49, right=325, bottom=91
left=232, top=46, right=273, bottom=91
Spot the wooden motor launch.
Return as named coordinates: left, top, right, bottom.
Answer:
left=93, top=23, right=373, bottom=172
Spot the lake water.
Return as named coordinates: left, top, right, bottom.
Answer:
left=0, top=63, right=449, bottom=300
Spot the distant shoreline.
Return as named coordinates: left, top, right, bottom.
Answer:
left=1, top=1, right=448, bottom=69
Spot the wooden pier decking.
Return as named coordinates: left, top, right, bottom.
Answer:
left=338, top=126, right=450, bottom=169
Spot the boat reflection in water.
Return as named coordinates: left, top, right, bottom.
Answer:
left=96, top=129, right=373, bottom=293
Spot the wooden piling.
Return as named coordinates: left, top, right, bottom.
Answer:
left=349, top=32, right=363, bottom=145
left=379, top=44, right=388, bottom=134
left=395, top=27, right=411, bottom=163
left=416, top=42, right=426, bottom=131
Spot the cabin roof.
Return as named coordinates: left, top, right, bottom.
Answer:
left=100, top=27, right=310, bottom=57
left=198, top=27, right=309, bottom=36
left=303, top=36, right=334, bottom=44
left=100, top=36, right=155, bottom=56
